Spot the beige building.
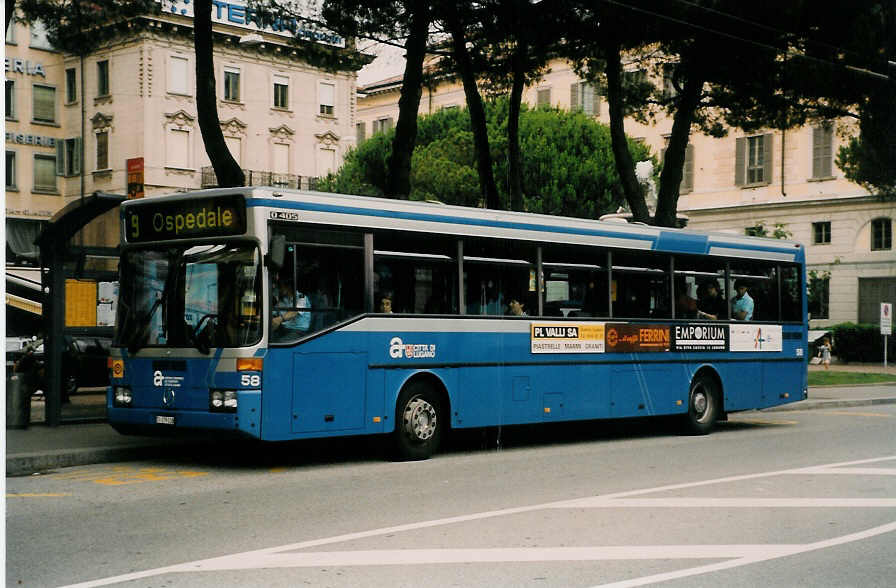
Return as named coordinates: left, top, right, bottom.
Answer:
left=5, top=3, right=366, bottom=338
left=357, top=58, right=895, bottom=328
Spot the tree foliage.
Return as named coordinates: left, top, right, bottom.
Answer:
left=318, top=100, right=652, bottom=219
left=17, top=0, right=157, bottom=56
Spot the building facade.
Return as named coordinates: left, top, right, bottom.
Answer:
left=357, top=58, right=895, bottom=328
left=5, top=3, right=367, bottom=338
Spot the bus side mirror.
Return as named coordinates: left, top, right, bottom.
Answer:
left=267, top=235, right=285, bottom=270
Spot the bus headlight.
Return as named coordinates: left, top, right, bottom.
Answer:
left=113, top=386, right=133, bottom=407
left=210, top=390, right=237, bottom=412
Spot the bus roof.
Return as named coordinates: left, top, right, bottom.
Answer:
left=122, top=187, right=805, bottom=263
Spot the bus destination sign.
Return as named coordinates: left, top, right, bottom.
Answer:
left=124, top=195, right=246, bottom=243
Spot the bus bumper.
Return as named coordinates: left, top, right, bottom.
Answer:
left=107, top=390, right=262, bottom=439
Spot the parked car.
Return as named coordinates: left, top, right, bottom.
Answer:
left=6, top=335, right=111, bottom=400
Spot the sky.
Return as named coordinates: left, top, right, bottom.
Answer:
left=357, top=42, right=407, bottom=86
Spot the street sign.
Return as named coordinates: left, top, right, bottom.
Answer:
left=882, top=303, right=893, bottom=335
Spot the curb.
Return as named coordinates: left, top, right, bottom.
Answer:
left=763, top=397, right=896, bottom=412
left=6, top=442, right=212, bottom=477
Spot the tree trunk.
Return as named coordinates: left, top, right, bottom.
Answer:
left=194, top=0, right=244, bottom=188
left=507, top=38, right=527, bottom=212
left=386, top=2, right=430, bottom=199
left=604, top=43, right=650, bottom=223
left=447, top=14, right=500, bottom=209
left=654, top=57, right=704, bottom=228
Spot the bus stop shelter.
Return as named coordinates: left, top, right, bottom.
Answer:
left=35, top=192, right=125, bottom=426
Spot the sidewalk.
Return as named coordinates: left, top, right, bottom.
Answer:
left=6, top=363, right=896, bottom=476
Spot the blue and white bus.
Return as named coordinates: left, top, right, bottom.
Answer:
left=109, top=188, right=807, bottom=459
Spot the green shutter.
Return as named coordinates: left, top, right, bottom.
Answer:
left=682, top=144, right=694, bottom=193
left=73, top=137, right=82, bottom=175
left=583, top=83, right=595, bottom=115
left=763, top=133, right=773, bottom=185
left=735, top=137, right=745, bottom=186
left=56, top=141, right=64, bottom=176
left=570, top=83, right=579, bottom=111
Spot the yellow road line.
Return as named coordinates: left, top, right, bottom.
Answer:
left=7, top=493, right=71, bottom=498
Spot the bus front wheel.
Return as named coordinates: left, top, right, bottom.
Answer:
left=682, top=374, right=719, bottom=435
left=392, top=382, right=443, bottom=461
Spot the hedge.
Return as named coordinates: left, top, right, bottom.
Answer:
left=829, top=322, right=896, bottom=363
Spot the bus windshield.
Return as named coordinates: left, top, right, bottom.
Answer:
left=115, top=242, right=262, bottom=352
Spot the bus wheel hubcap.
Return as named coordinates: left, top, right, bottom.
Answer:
left=693, top=390, right=708, bottom=418
left=404, top=397, right=437, bottom=442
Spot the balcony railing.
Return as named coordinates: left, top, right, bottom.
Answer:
left=201, top=167, right=321, bottom=191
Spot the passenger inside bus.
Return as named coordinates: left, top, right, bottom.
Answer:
left=697, top=279, right=726, bottom=320
left=675, top=277, right=698, bottom=319
left=378, top=293, right=393, bottom=313
left=506, top=294, right=527, bottom=316
left=732, top=280, right=754, bottom=320
left=272, top=274, right=311, bottom=339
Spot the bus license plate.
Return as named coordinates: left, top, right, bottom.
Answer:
left=155, top=415, right=175, bottom=425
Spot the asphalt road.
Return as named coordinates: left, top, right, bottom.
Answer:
left=7, top=404, right=896, bottom=587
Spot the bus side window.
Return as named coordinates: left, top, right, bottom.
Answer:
left=611, top=251, right=671, bottom=319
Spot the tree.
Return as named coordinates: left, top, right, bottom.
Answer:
left=438, top=1, right=501, bottom=209
left=319, top=100, right=652, bottom=218
left=194, top=0, right=244, bottom=187
left=17, top=0, right=156, bottom=55
left=320, top=0, right=435, bottom=199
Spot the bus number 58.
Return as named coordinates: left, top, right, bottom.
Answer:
left=241, top=374, right=261, bottom=387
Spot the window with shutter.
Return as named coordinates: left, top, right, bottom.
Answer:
left=273, top=75, right=289, bottom=109
left=96, top=131, right=108, bottom=170
left=812, top=124, right=833, bottom=179
left=356, top=122, right=366, bottom=144
left=537, top=88, right=551, bottom=108
left=6, top=151, right=17, bottom=189
left=32, top=84, right=55, bottom=123
left=65, top=68, right=77, bottom=103
left=34, top=154, right=57, bottom=191
left=168, top=56, right=189, bottom=95
left=166, top=128, right=189, bottom=167
left=6, top=80, right=15, bottom=119
left=224, top=67, right=240, bottom=101
left=97, top=60, right=109, bottom=96
left=319, top=82, right=335, bottom=116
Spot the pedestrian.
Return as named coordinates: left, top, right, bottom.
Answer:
left=819, top=336, right=832, bottom=370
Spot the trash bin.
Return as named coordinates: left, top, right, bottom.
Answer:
left=6, top=372, right=32, bottom=429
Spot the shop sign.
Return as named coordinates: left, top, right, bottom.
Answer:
left=6, top=132, right=57, bottom=148
left=159, top=1, right=345, bottom=47
left=531, top=323, right=605, bottom=354
left=672, top=324, right=729, bottom=351
left=4, top=57, right=46, bottom=76
left=605, top=323, right=670, bottom=353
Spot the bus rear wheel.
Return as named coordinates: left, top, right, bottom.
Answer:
left=682, top=374, right=719, bottom=435
left=392, top=382, right=443, bottom=461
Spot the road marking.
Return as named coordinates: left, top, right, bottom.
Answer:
left=61, top=455, right=896, bottom=588
left=799, top=467, right=896, bottom=476
left=6, top=493, right=71, bottom=498
left=49, top=466, right=208, bottom=485
left=556, top=497, right=896, bottom=509
left=823, top=411, right=892, bottom=418
left=589, top=521, right=896, bottom=588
